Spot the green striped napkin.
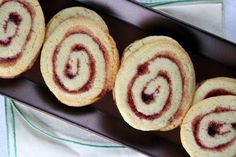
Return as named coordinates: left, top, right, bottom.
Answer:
left=3, top=97, right=147, bottom=157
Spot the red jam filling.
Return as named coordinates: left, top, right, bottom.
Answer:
left=53, top=43, right=95, bottom=94
left=137, top=62, right=149, bottom=75
left=141, top=87, right=160, bottom=104
left=208, top=121, right=230, bottom=137
left=192, top=107, right=236, bottom=151
left=0, top=1, right=34, bottom=63
left=0, top=37, right=13, bottom=46
left=64, top=62, right=78, bottom=79
left=52, top=31, right=108, bottom=95
left=127, top=54, right=184, bottom=120
left=0, top=12, right=21, bottom=46
left=9, top=12, right=22, bottom=25
left=232, top=123, right=236, bottom=130
left=141, top=77, right=160, bottom=104
left=204, top=89, right=232, bottom=99
left=64, top=45, right=84, bottom=79
left=141, top=92, right=154, bottom=104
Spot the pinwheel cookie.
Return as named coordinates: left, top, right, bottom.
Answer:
left=114, top=36, right=195, bottom=131
left=46, top=7, right=108, bottom=39
left=181, top=96, right=236, bottom=157
left=193, top=77, right=236, bottom=104
left=40, top=17, right=119, bottom=107
left=0, top=0, right=45, bottom=78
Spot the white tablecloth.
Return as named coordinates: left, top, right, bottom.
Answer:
left=1, top=98, right=146, bottom=157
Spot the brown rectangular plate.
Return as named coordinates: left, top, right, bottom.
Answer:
left=1, top=0, right=236, bottom=157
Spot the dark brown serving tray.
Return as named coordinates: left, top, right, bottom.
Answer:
left=1, top=0, right=236, bottom=157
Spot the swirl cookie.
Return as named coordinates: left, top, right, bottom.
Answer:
left=46, top=7, right=108, bottom=39
left=181, top=96, right=236, bottom=157
left=0, top=0, right=45, bottom=78
left=114, top=36, right=195, bottom=131
left=193, top=77, right=236, bottom=104
left=40, top=17, right=119, bottom=107
left=122, top=36, right=183, bottom=63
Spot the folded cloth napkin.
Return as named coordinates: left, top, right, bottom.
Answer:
left=223, top=0, right=236, bottom=42
left=151, top=1, right=223, bottom=37
left=142, top=0, right=236, bottom=43
left=0, top=96, right=8, bottom=157
left=1, top=97, right=147, bottom=157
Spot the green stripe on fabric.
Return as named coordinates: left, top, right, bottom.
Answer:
left=9, top=100, right=125, bottom=149
left=4, top=98, right=10, bottom=157
left=142, top=0, right=222, bottom=7
left=10, top=104, right=17, bottom=157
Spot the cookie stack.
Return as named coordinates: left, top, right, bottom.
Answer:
left=114, top=36, right=196, bottom=131
left=181, top=77, right=236, bottom=157
left=0, top=0, right=45, bottom=78
left=193, top=77, right=236, bottom=104
left=113, top=35, right=236, bottom=157
left=40, top=7, right=119, bottom=107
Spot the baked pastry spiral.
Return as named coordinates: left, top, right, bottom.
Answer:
left=114, top=36, right=195, bottom=131
left=46, top=7, right=108, bottom=39
left=0, top=0, right=45, bottom=78
left=193, top=77, right=236, bottom=104
left=181, top=96, right=236, bottom=157
left=40, top=17, right=119, bottom=106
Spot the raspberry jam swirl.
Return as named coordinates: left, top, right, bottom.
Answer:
left=0, top=0, right=34, bottom=63
left=52, top=30, right=108, bottom=96
left=127, top=54, right=185, bottom=123
left=204, top=89, right=233, bottom=99
left=192, top=107, right=236, bottom=151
